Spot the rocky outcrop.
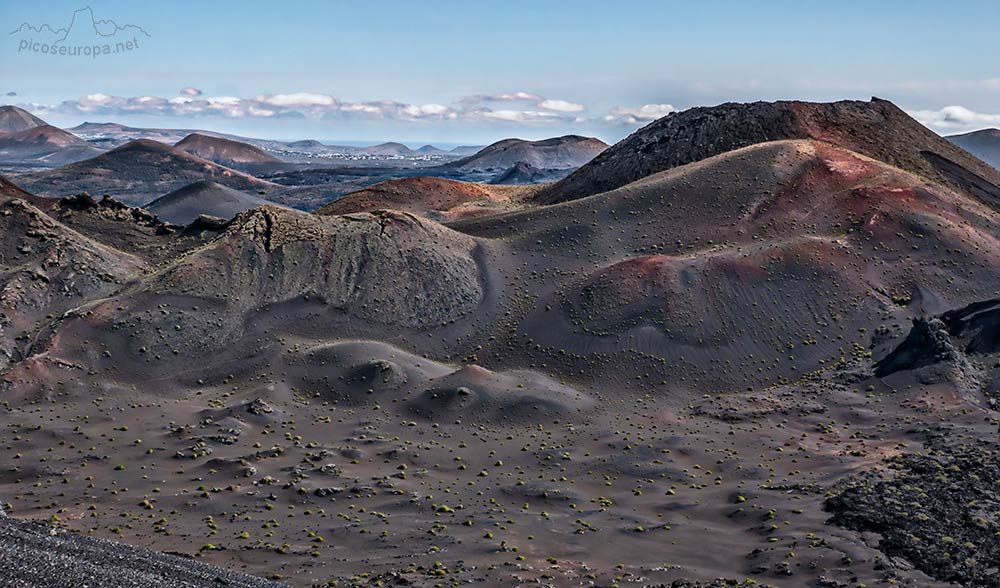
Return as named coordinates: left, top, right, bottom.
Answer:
left=827, top=437, right=1000, bottom=588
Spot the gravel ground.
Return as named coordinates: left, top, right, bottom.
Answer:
left=0, top=514, right=285, bottom=588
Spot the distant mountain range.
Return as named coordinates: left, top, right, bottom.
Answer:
left=0, top=105, right=612, bottom=176
left=6, top=102, right=998, bottom=183
left=441, top=135, right=608, bottom=172
left=277, top=139, right=477, bottom=160
left=15, top=138, right=277, bottom=206
left=0, top=106, right=104, bottom=165
left=69, top=121, right=197, bottom=146
left=68, top=120, right=471, bottom=162
left=948, top=128, right=1000, bottom=170
left=0, top=124, right=103, bottom=164
left=0, top=105, right=613, bottom=216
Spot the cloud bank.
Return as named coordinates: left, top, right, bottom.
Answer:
left=21, top=89, right=678, bottom=130
left=603, top=104, right=677, bottom=124
left=908, top=105, right=1000, bottom=133
left=27, top=90, right=998, bottom=136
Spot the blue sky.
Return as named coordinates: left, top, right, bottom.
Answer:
left=3, top=0, right=1000, bottom=144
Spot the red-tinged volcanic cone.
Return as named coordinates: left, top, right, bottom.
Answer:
left=316, top=175, right=540, bottom=221
left=0, top=105, right=47, bottom=134
left=0, top=124, right=102, bottom=164
left=535, top=98, right=1000, bottom=206
left=174, top=133, right=282, bottom=167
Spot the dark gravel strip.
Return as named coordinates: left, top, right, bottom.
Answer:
left=0, top=515, right=286, bottom=588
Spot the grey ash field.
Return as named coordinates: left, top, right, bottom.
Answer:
left=2, top=99, right=1000, bottom=588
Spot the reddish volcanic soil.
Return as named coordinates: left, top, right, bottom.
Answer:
left=174, top=133, right=283, bottom=169
left=317, top=176, right=541, bottom=221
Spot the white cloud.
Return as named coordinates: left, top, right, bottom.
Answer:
left=502, top=91, right=540, bottom=101
left=538, top=99, right=585, bottom=113
left=457, top=91, right=586, bottom=121
left=402, top=103, right=456, bottom=119
left=415, top=103, right=449, bottom=115
left=909, top=105, right=1000, bottom=133
left=258, top=93, right=338, bottom=107
left=26, top=90, right=589, bottom=126
left=247, top=105, right=276, bottom=117
left=482, top=110, right=563, bottom=123
left=207, top=96, right=241, bottom=106
left=603, top=103, right=677, bottom=124
left=24, top=92, right=684, bottom=131
left=24, top=89, right=1000, bottom=141
left=82, top=93, right=113, bottom=104
left=463, top=91, right=542, bottom=104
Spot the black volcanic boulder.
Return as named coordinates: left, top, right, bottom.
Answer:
left=58, top=192, right=99, bottom=211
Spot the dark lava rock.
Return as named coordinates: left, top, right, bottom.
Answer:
left=313, top=487, right=344, bottom=497
left=826, top=439, right=1000, bottom=588
left=874, top=317, right=958, bottom=377
left=941, top=298, right=1000, bottom=355
left=664, top=580, right=766, bottom=588
left=245, top=398, right=273, bottom=415
left=58, top=192, right=99, bottom=211
left=879, top=298, right=1000, bottom=363
left=875, top=299, right=1000, bottom=406
left=60, top=192, right=162, bottom=227
left=0, top=516, right=284, bottom=587
left=99, top=194, right=130, bottom=210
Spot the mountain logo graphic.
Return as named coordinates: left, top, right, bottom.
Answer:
left=10, top=6, right=150, bottom=43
